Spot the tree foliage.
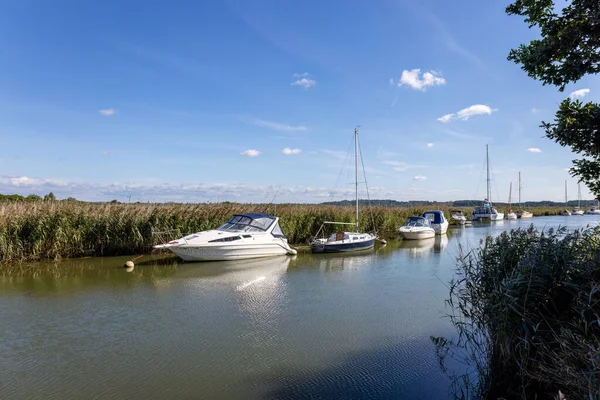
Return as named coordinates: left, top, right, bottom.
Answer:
left=507, top=0, right=600, bottom=197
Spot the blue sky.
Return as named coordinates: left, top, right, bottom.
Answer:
left=1, top=0, right=598, bottom=203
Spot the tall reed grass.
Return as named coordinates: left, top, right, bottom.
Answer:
left=0, top=201, right=567, bottom=264
left=433, top=226, right=600, bottom=399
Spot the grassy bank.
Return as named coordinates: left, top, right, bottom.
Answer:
left=0, top=201, right=570, bottom=264
left=433, top=226, right=600, bottom=399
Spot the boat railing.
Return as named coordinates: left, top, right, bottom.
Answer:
left=312, top=221, right=358, bottom=242
left=152, top=228, right=186, bottom=246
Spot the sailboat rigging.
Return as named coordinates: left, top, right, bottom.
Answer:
left=472, top=145, right=504, bottom=221
left=310, top=127, right=378, bottom=253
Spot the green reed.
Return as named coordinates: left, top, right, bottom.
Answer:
left=0, top=201, right=566, bottom=264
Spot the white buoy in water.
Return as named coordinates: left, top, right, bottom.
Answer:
left=124, top=260, right=134, bottom=269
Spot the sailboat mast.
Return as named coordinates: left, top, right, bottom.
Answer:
left=509, top=182, right=512, bottom=208
left=518, top=171, right=522, bottom=208
left=486, top=144, right=491, bottom=204
left=578, top=182, right=581, bottom=208
left=354, top=127, right=359, bottom=233
left=565, top=180, right=568, bottom=207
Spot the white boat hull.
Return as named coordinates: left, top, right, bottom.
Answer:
left=572, top=210, right=584, bottom=215
left=561, top=211, right=572, bottom=216
left=506, top=212, right=518, bottom=220
left=473, top=212, right=504, bottom=221
left=167, top=242, right=293, bottom=261
left=399, top=227, right=435, bottom=240
left=431, top=221, right=449, bottom=234
left=587, top=210, right=600, bottom=215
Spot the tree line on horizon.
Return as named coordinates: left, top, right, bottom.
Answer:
left=2, top=192, right=595, bottom=208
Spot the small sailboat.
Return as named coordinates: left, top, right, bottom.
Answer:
left=422, top=210, right=449, bottom=234
left=515, top=171, right=533, bottom=219
left=506, top=182, right=517, bottom=220
left=572, top=183, right=584, bottom=215
left=449, top=209, right=467, bottom=225
left=472, top=145, right=504, bottom=221
left=561, top=180, right=571, bottom=216
left=399, top=216, right=435, bottom=240
left=310, top=127, right=377, bottom=253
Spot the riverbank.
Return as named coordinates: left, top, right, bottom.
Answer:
left=0, top=201, right=572, bottom=264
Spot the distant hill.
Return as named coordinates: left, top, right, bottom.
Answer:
left=321, top=199, right=599, bottom=208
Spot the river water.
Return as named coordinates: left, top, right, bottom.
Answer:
left=1, top=216, right=598, bottom=399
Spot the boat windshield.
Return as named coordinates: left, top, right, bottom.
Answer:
left=405, top=217, right=431, bottom=227
left=217, top=215, right=275, bottom=232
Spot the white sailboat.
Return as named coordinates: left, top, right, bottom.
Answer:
left=572, top=182, right=584, bottom=215
left=515, top=171, right=533, bottom=219
left=472, top=145, right=505, bottom=221
left=561, top=181, right=571, bottom=216
left=506, top=182, right=517, bottom=220
left=310, top=127, right=378, bottom=253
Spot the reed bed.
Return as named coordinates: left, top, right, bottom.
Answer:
left=0, top=201, right=568, bottom=264
left=433, top=226, right=600, bottom=399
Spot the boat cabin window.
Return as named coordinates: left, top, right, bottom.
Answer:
left=328, top=232, right=349, bottom=242
left=270, top=223, right=286, bottom=239
left=405, top=217, right=431, bottom=227
left=217, top=215, right=275, bottom=233
left=208, top=236, right=242, bottom=243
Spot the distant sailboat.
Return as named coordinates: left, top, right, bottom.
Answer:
left=506, top=182, right=517, bottom=220
left=561, top=180, right=571, bottom=216
left=572, top=182, right=584, bottom=215
left=515, top=171, right=533, bottom=219
left=472, top=145, right=504, bottom=221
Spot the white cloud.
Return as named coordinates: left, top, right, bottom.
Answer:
left=437, top=104, right=495, bottom=123
left=0, top=175, right=466, bottom=203
left=383, top=161, right=427, bottom=172
left=531, top=107, right=541, bottom=114
left=527, top=148, right=542, bottom=153
left=395, top=69, right=446, bottom=91
left=437, top=114, right=454, bottom=123
left=5, top=176, right=67, bottom=187
left=291, top=73, right=316, bottom=89
left=100, top=151, right=109, bottom=157
left=413, top=175, right=427, bottom=181
left=282, top=148, right=301, bottom=155
left=426, top=143, right=435, bottom=148
left=569, top=88, right=590, bottom=100
left=250, top=118, right=308, bottom=132
left=98, top=108, right=116, bottom=116
left=241, top=149, right=260, bottom=157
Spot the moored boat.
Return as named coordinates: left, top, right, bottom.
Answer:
left=472, top=145, right=504, bottom=222
left=449, top=209, right=467, bottom=225
left=506, top=182, right=517, bottom=220
left=399, top=216, right=436, bottom=240
left=515, top=171, right=533, bottom=218
left=572, top=183, right=584, bottom=215
left=154, top=213, right=297, bottom=261
left=310, top=127, right=378, bottom=253
left=422, top=210, right=448, bottom=234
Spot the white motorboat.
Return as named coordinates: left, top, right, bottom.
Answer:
left=154, top=213, right=297, bottom=261
left=310, top=127, right=378, bottom=253
left=506, top=182, right=518, bottom=220
left=561, top=180, right=571, bottom=216
left=472, top=145, right=504, bottom=222
left=515, top=171, right=533, bottom=219
left=572, top=183, right=584, bottom=215
left=422, top=210, right=449, bottom=234
left=449, top=209, right=467, bottom=225
left=399, top=216, right=436, bottom=240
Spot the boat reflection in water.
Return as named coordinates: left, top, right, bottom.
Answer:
left=399, top=235, right=448, bottom=258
